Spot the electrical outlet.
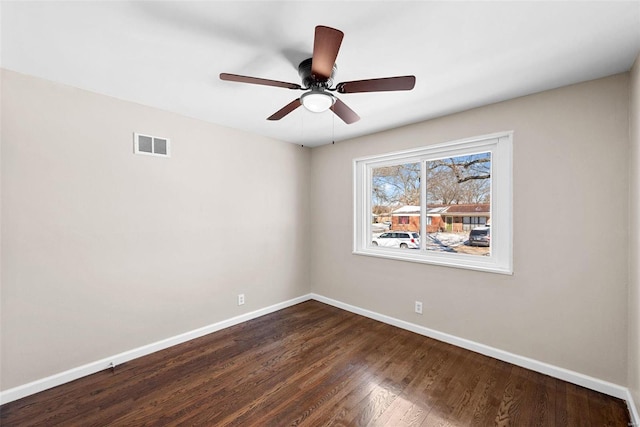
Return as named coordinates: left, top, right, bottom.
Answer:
left=238, top=294, right=245, bottom=306
left=415, top=301, right=423, bottom=314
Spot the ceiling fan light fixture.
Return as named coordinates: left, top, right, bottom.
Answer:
left=301, top=91, right=335, bottom=113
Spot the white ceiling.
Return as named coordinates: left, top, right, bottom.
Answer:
left=2, top=1, right=639, bottom=147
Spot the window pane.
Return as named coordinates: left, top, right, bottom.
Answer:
left=371, top=162, right=420, bottom=249
left=426, top=152, right=491, bottom=256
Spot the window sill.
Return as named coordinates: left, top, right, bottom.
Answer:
left=352, top=247, right=513, bottom=275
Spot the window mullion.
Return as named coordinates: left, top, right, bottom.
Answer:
left=420, top=160, right=427, bottom=251
left=364, top=165, right=373, bottom=248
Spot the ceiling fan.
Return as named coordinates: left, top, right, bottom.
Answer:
left=220, top=26, right=416, bottom=124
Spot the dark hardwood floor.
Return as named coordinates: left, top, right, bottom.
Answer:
left=0, top=300, right=631, bottom=426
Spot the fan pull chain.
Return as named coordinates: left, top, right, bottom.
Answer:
left=332, top=109, right=335, bottom=145
left=300, top=107, right=305, bottom=148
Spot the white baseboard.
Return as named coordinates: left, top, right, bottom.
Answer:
left=310, top=294, right=635, bottom=409
left=2, top=292, right=637, bottom=425
left=627, top=389, right=640, bottom=427
left=0, top=294, right=312, bottom=405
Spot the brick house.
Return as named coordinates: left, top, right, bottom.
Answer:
left=390, top=205, right=420, bottom=232
left=391, top=204, right=490, bottom=233
left=440, top=204, right=490, bottom=232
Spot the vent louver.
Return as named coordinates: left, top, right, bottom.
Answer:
left=134, top=133, right=170, bottom=157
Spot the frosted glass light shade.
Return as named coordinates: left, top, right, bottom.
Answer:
left=301, top=91, right=334, bottom=113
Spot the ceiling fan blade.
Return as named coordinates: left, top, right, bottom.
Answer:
left=311, top=26, right=344, bottom=81
left=330, top=98, right=360, bottom=124
left=267, top=99, right=302, bottom=121
left=220, top=73, right=302, bottom=90
left=336, top=76, right=416, bottom=93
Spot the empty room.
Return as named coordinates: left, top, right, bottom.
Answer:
left=1, top=1, right=640, bottom=425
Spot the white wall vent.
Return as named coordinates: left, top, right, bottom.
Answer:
left=134, top=133, right=170, bottom=157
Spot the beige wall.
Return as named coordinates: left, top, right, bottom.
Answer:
left=310, top=74, right=630, bottom=385
left=629, top=55, right=640, bottom=417
left=1, top=67, right=635, bottom=398
left=0, top=70, right=311, bottom=389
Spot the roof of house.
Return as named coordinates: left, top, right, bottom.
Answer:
left=392, top=206, right=420, bottom=215
left=392, top=204, right=490, bottom=216
left=442, top=204, right=490, bottom=214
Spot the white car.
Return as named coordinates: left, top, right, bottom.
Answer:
left=372, top=231, right=420, bottom=249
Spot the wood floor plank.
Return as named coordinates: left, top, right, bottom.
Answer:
left=366, top=338, right=435, bottom=426
left=0, top=301, right=631, bottom=426
left=494, top=366, right=533, bottom=426
left=419, top=349, right=473, bottom=426
left=312, top=327, right=413, bottom=426
left=565, top=382, right=593, bottom=427
left=526, top=370, right=557, bottom=426
left=444, top=352, right=501, bottom=425
left=555, top=380, right=571, bottom=426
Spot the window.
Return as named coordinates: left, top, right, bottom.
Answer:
left=353, top=132, right=512, bottom=274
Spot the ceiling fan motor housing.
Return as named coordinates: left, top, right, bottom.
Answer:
left=298, top=58, right=336, bottom=89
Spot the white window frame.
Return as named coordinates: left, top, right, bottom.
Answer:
left=353, top=132, right=513, bottom=275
